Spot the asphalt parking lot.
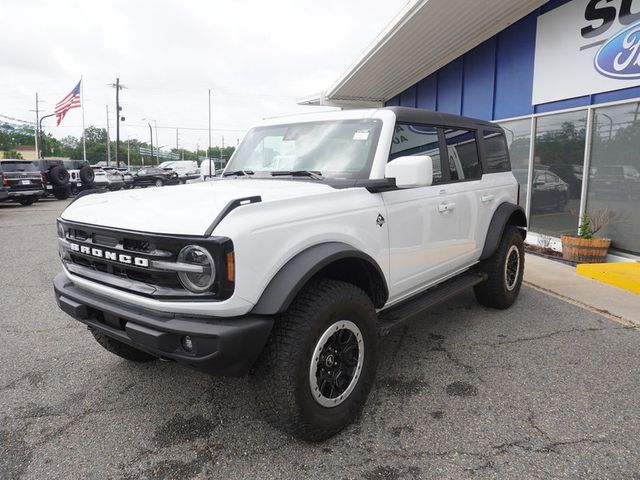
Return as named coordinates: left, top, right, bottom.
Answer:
left=2, top=199, right=640, bottom=479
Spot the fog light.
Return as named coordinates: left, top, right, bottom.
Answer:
left=181, top=336, right=194, bottom=352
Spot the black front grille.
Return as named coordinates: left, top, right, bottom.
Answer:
left=59, top=220, right=235, bottom=300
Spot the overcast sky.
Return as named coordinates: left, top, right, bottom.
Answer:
left=0, top=0, right=407, bottom=153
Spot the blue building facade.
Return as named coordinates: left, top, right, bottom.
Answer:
left=386, top=0, right=640, bottom=119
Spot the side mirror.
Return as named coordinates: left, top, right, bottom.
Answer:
left=385, top=155, right=433, bottom=188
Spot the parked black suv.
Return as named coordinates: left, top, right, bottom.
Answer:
left=0, top=160, right=45, bottom=206
left=132, top=167, right=180, bottom=187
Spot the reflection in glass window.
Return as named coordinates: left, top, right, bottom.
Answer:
left=483, top=130, right=510, bottom=172
left=587, top=103, right=640, bottom=254
left=498, top=118, right=531, bottom=211
left=529, top=110, right=587, bottom=238
left=443, top=129, right=481, bottom=180
left=390, top=124, right=442, bottom=184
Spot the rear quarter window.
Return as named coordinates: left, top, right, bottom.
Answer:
left=482, top=130, right=510, bottom=173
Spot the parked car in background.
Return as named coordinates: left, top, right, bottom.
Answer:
left=117, top=168, right=135, bottom=189
left=32, top=159, right=72, bottom=200
left=548, top=164, right=583, bottom=199
left=132, top=167, right=179, bottom=187
left=63, top=160, right=95, bottom=194
left=0, top=173, right=8, bottom=202
left=199, top=158, right=225, bottom=179
left=591, top=165, right=640, bottom=200
left=0, top=160, right=45, bottom=206
left=159, top=160, right=200, bottom=184
left=91, top=166, right=124, bottom=191
left=513, top=169, right=569, bottom=212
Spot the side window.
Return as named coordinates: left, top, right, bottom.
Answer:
left=483, top=130, right=510, bottom=173
left=389, top=123, right=442, bottom=184
left=443, top=128, right=481, bottom=181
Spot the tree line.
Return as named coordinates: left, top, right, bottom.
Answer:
left=0, top=123, right=236, bottom=165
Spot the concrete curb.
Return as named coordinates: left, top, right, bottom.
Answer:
left=523, top=253, right=640, bottom=326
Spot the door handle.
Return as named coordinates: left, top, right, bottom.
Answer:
left=438, top=202, right=456, bottom=213
left=481, top=194, right=495, bottom=203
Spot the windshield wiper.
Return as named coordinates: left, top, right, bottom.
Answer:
left=222, top=170, right=254, bottom=177
left=271, top=170, right=323, bottom=180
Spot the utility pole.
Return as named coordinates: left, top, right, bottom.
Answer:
left=34, top=93, right=40, bottom=158
left=208, top=89, right=212, bottom=178
left=106, top=105, right=111, bottom=166
left=110, top=77, right=125, bottom=167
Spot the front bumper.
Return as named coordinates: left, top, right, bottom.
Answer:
left=54, top=273, right=274, bottom=376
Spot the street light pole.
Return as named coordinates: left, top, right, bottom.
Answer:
left=38, top=113, right=56, bottom=159
left=148, top=122, right=153, bottom=167
left=106, top=105, right=111, bottom=166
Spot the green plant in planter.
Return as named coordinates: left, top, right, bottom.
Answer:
left=578, top=208, right=613, bottom=239
left=578, top=213, right=593, bottom=239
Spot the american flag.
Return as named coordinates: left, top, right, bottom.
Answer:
left=55, top=80, right=81, bottom=126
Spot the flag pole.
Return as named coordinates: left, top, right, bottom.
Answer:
left=80, top=75, right=87, bottom=162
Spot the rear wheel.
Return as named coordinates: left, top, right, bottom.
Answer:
left=252, top=279, right=378, bottom=441
left=91, top=330, right=157, bottom=363
left=474, top=225, right=524, bottom=309
left=19, top=197, right=36, bottom=206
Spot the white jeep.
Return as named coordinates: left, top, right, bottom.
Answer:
left=54, top=107, right=526, bottom=440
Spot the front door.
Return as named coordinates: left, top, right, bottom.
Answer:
left=382, top=124, right=480, bottom=303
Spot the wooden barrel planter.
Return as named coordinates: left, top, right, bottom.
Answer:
left=560, top=235, right=611, bottom=263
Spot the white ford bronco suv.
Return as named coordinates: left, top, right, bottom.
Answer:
left=54, top=107, right=526, bottom=440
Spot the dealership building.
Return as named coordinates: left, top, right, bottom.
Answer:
left=304, top=0, right=640, bottom=259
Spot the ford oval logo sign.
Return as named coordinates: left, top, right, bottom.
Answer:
left=595, top=20, right=640, bottom=79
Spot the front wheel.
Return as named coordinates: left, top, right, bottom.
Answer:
left=252, top=279, right=378, bottom=441
left=474, top=225, right=524, bottom=309
left=154, top=179, right=164, bottom=187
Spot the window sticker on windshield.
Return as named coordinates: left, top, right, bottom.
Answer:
left=353, top=130, right=370, bottom=141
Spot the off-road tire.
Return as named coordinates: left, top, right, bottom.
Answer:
left=19, top=197, right=36, bottom=206
left=49, top=165, right=70, bottom=187
left=252, top=279, right=378, bottom=441
left=53, top=184, right=72, bottom=200
left=79, top=165, right=95, bottom=184
left=91, top=330, right=157, bottom=362
left=474, top=225, right=524, bottom=309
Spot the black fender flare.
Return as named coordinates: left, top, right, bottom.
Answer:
left=251, top=242, right=388, bottom=315
left=480, top=203, right=527, bottom=260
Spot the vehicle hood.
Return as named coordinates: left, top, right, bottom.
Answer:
left=60, top=179, right=337, bottom=236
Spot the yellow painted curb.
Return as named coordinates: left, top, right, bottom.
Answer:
left=576, top=262, right=640, bottom=294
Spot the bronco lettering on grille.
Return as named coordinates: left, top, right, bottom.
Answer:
left=68, top=242, right=149, bottom=268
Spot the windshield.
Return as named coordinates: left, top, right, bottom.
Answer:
left=225, top=119, right=381, bottom=179
left=0, top=161, right=38, bottom=173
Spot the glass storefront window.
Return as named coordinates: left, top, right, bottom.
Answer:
left=529, top=110, right=587, bottom=238
left=587, top=103, right=640, bottom=254
left=498, top=118, right=531, bottom=211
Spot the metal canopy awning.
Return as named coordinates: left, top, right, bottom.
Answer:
left=301, top=0, right=547, bottom=107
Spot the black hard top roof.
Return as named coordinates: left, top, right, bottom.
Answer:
left=383, top=106, right=500, bottom=130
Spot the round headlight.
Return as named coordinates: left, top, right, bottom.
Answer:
left=177, top=245, right=216, bottom=293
